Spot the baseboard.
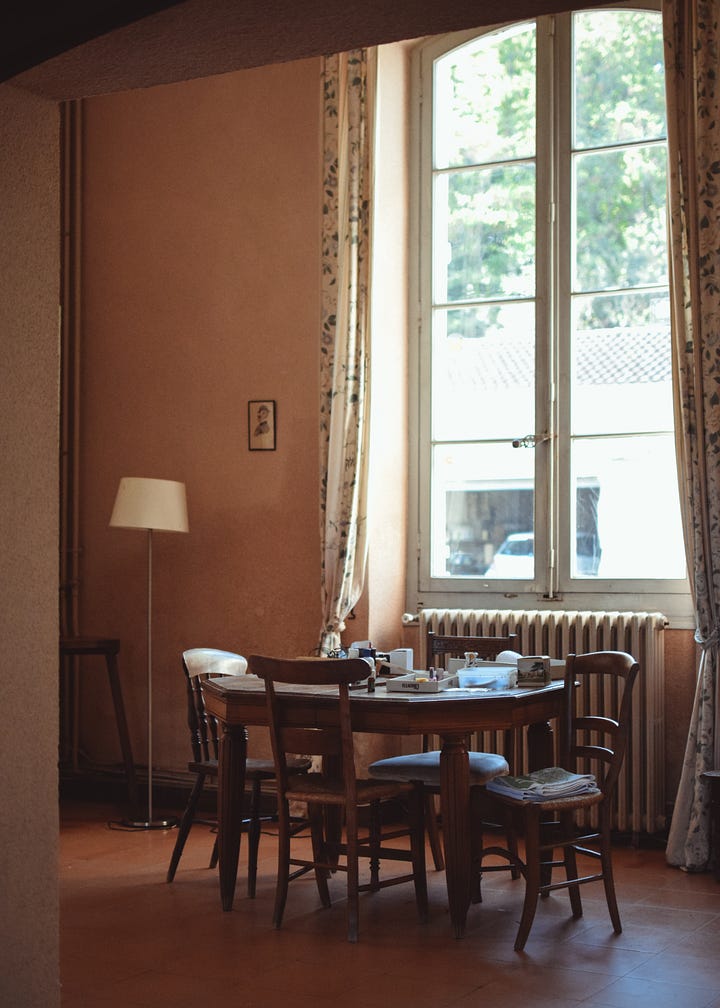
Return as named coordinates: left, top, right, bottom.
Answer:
left=59, top=764, right=278, bottom=817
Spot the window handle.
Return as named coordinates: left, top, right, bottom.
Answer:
left=511, top=433, right=552, bottom=448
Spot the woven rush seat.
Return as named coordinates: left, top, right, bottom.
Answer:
left=285, top=773, right=419, bottom=804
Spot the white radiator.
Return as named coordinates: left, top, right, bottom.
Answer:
left=419, top=608, right=667, bottom=836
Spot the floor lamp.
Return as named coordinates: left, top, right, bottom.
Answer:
left=110, top=476, right=189, bottom=829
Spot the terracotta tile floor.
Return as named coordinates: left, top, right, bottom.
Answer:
left=60, top=800, right=720, bottom=1008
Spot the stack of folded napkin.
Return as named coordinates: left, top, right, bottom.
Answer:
left=487, top=766, right=599, bottom=800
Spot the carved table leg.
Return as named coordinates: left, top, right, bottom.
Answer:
left=439, top=732, right=471, bottom=939
left=527, top=720, right=554, bottom=771
left=323, top=754, right=342, bottom=868
left=217, top=723, right=248, bottom=911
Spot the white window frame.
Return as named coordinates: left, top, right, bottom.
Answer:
left=406, top=6, right=694, bottom=628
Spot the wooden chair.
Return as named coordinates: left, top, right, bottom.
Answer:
left=481, top=650, right=640, bottom=951
left=426, top=630, right=520, bottom=673
left=249, top=654, right=428, bottom=943
left=166, top=648, right=310, bottom=895
left=426, top=629, right=521, bottom=767
left=370, top=631, right=520, bottom=874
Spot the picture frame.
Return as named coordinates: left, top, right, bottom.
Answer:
left=248, top=399, right=276, bottom=451
left=517, top=655, right=552, bottom=686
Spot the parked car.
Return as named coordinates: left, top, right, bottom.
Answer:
left=485, top=532, right=601, bottom=578
left=485, top=533, right=534, bottom=577
left=446, top=551, right=485, bottom=575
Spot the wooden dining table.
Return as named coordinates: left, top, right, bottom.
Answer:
left=201, top=674, right=565, bottom=938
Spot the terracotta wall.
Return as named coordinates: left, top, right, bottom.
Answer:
left=665, top=627, right=699, bottom=802
left=77, top=60, right=327, bottom=771
left=75, top=50, right=411, bottom=775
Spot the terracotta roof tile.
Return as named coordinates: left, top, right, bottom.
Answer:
left=444, top=326, right=670, bottom=390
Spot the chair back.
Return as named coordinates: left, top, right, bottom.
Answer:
left=249, top=655, right=370, bottom=800
left=426, top=630, right=519, bottom=671
left=562, top=651, right=640, bottom=795
left=182, top=648, right=248, bottom=763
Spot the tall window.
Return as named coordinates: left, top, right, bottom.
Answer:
left=411, top=7, right=691, bottom=620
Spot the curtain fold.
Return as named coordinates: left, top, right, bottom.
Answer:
left=664, top=0, right=720, bottom=870
left=318, top=50, right=376, bottom=655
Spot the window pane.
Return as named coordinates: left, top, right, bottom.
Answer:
left=571, top=292, right=673, bottom=436
left=574, top=10, right=666, bottom=150
left=432, top=301, right=535, bottom=441
left=571, top=435, right=686, bottom=579
left=574, top=145, right=668, bottom=293
left=432, top=442, right=534, bottom=578
left=434, top=23, right=536, bottom=170
left=435, top=163, right=536, bottom=303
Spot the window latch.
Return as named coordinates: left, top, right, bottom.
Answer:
left=511, top=433, right=552, bottom=448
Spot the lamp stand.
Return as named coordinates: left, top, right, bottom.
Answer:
left=122, top=528, right=177, bottom=830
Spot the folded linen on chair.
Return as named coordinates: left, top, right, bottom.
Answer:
left=487, top=766, right=598, bottom=801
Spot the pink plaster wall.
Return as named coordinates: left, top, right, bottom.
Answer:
left=77, top=61, right=325, bottom=771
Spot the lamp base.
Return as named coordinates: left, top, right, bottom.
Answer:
left=120, top=814, right=178, bottom=830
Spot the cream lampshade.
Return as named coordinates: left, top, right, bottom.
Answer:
left=110, top=477, right=189, bottom=534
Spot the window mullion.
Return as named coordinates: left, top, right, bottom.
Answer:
left=536, top=15, right=560, bottom=598
left=555, top=10, right=573, bottom=593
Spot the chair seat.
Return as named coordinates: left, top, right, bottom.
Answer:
left=187, top=756, right=307, bottom=779
left=369, top=750, right=509, bottom=787
left=286, top=773, right=414, bottom=805
left=490, top=787, right=603, bottom=812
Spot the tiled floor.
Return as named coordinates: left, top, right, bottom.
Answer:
left=60, top=799, right=720, bottom=1008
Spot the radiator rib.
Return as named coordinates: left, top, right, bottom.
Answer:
left=419, top=608, right=666, bottom=836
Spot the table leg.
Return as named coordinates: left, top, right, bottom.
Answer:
left=217, top=723, right=248, bottom=911
left=439, top=732, right=472, bottom=939
left=527, top=720, right=554, bottom=771
left=323, top=755, right=342, bottom=868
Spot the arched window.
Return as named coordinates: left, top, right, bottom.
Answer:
left=409, top=6, right=691, bottom=621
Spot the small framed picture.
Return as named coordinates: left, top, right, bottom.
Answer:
left=248, top=400, right=276, bottom=451
left=517, top=655, right=552, bottom=686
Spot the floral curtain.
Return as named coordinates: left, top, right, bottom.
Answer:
left=318, top=50, right=376, bottom=655
left=664, top=0, right=720, bottom=871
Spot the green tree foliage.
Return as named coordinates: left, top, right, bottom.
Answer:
left=436, top=10, right=668, bottom=332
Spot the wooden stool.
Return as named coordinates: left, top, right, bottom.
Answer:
left=60, top=636, right=138, bottom=808
left=701, top=770, right=720, bottom=881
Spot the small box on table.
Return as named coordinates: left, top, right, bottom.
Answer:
left=385, top=671, right=455, bottom=693
left=517, top=655, right=551, bottom=686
